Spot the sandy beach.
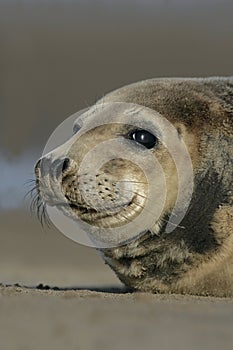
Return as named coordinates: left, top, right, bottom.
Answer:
left=0, top=288, right=233, bottom=350
left=1, top=286, right=233, bottom=350
left=0, top=210, right=233, bottom=350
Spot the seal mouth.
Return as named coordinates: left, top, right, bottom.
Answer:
left=55, top=194, right=140, bottom=226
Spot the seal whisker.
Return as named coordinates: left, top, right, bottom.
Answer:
left=24, top=178, right=37, bottom=186
left=118, top=188, right=148, bottom=200
left=28, top=187, right=51, bottom=228
left=24, top=186, right=38, bottom=200
left=30, top=194, right=39, bottom=211
left=114, top=180, right=148, bottom=185
left=67, top=171, right=107, bottom=179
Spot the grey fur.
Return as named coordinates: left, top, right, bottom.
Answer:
left=99, top=77, right=233, bottom=296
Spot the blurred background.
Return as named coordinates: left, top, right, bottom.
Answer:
left=0, top=0, right=233, bottom=288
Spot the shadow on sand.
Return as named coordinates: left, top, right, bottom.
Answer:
left=2, top=283, right=133, bottom=294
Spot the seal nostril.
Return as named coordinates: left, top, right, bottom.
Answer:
left=62, top=158, right=70, bottom=172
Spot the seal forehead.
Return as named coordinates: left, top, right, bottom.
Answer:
left=100, top=78, right=233, bottom=131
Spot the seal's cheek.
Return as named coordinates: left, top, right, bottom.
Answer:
left=174, top=122, right=201, bottom=168
left=153, top=147, right=179, bottom=212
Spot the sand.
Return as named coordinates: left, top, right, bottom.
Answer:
left=0, top=210, right=233, bottom=350
left=1, top=286, right=233, bottom=350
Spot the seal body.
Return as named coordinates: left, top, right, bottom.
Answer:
left=35, top=77, right=233, bottom=296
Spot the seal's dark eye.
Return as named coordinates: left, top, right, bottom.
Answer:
left=129, top=129, right=158, bottom=149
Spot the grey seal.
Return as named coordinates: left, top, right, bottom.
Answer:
left=34, top=77, right=233, bottom=296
